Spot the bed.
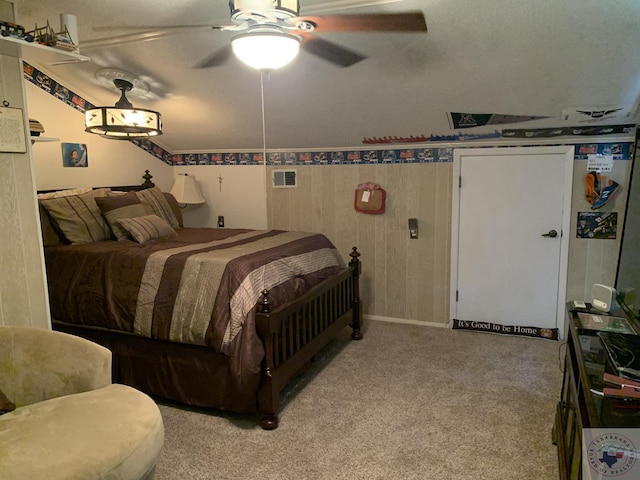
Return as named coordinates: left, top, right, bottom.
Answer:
left=37, top=172, right=363, bottom=429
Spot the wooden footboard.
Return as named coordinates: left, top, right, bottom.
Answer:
left=255, top=247, right=363, bottom=430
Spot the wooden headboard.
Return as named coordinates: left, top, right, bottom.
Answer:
left=36, top=170, right=183, bottom=246
left=37, top=170, right=155, bottom=195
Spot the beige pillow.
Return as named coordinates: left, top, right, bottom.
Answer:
left=95, top=192, right=152, bottom=240
left=40, top=188, right=112, bottom=244
left=37, top=186, right=93, bottom=200
left=136, top=187, right=180, bottom=229
left=116, top=215, right=177, bottom=244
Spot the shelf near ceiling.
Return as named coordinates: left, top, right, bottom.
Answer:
left=31, top=136, right=59, bottom=144
left=0, top=35, right=89, bottom=65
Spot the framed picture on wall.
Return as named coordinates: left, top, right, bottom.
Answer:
left=61, top=142, right=88, bottom=167
left=0, top=107, right=27, bottom=153
left=576, top=211, right=618, bottom=239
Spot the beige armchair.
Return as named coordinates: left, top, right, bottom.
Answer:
left=0, top=326, right=164, bottom=480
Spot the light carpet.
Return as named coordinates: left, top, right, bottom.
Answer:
left=154, top=320, right=563, bottom=479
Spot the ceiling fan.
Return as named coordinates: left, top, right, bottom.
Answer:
left=83, top=0, right=427, bottom=69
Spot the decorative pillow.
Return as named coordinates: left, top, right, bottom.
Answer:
left=163, top=192, right=183, bottom=228
left=39, top=188, right=112, bottom=244
left=37, top=186, right=93, bottom=200
left=95, top=192, right=152, bottom=240
left=136, top=187, right=180, bottom=229
left=0, top=389, right=16, bottom=415
left=116, top=215, right=177, bottom=244
left=39, top=204, right=63, bottom=247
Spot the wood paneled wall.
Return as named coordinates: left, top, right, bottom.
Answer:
left=0, top=1, right=50, bottom=329
left=566, top=156, right=634, bottom=301
left=266, top=163, right=453, bottom=325
left=267, top=148, right=634, bottom=328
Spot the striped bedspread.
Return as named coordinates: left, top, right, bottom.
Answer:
left=45, top=228, right=345, bottom=355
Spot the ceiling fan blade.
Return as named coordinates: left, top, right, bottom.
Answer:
left=194, top=45, right=233, bottom=68
left=294, top=12, right=427, bottom=33
left=82, top=26, right=218, bottom=50
left=303, top=0, right=405, bottom=15
left=91, top=24, right=229, bottom=32
left=301, top=36, right=367, bottom=67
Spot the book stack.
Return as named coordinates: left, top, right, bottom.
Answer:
left=29, top=118, right=44, bottom=137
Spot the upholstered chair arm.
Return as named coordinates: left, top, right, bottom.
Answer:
left=0, top=327, right=112, bottom=407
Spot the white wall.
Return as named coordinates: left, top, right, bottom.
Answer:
left=25, top=82, right=174, bottom=191
left=172, top=165, right=268, bottom=230
left=25, top=81, right=268, bottom=229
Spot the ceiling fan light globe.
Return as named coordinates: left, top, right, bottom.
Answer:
left=231, top=32, right=300, bottom=70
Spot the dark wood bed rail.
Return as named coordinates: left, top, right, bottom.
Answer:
left=255, top=247, right=363, bottom=429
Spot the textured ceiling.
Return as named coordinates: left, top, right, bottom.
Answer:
left=14, top=0, right=640, bottom=152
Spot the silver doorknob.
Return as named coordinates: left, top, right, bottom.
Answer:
left=542, top=229, right=558, bottom=238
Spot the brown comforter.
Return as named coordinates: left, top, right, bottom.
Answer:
left=45, top=228, right=345, bottom=359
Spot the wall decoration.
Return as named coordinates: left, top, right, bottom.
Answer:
left=354, top=183, right=386, bottom=214
left=61, top=142, right=87, bottom=167
left=0, top=106, right=27, bottom=153
left=448, top=112, right=550, bottom=129
left=25, top=60, right=635, bottom=169
left=576, top=212, right=618, bottom=239
left=362, top=131, right=502, bottom=144
left=452, top=319, right=558, bottom=340
left=562, top=104, right=638, bottom=123
left=584, top=171, right=621, bottom=210
left=502, top=124, right=635, bottom=138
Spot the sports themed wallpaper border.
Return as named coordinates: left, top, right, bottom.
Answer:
left=23, top=62, right=636, bottom=167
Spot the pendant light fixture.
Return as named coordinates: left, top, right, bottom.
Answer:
left=85, top=79, right=162, bottom=139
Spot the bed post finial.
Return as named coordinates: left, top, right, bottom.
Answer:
left=348, top=247, right=363, bottom=340
left=349, top=247, right=361, bottom=275
left=142, top=170, right=155, bottom=188
left=259, top=289, right=271, bottom=314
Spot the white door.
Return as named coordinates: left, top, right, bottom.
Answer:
left=451, top=146, right=573, bottom=331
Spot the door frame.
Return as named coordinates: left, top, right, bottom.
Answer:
left=449, top=146, right=575, bottom=337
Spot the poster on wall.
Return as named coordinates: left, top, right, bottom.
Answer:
left=61, top=142, right=88, bottom=167
left=576, top=212, right=617, bottom=239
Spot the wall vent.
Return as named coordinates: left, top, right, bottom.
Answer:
left=272, top=169, right=297, bottom=188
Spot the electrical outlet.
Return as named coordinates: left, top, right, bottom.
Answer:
left=217, top=216, right=224, bottom=228
left=408, top=218, right=418, bottom=239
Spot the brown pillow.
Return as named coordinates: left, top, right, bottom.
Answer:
left=136, top=187, right=180, bottom=229
left=0, top=389, right=16, bottom=415
left=39, top=204, right=63, bottom=247
left=163, top=192, right=183, bottom=228
left=96, top=192, right=152, bottom=240
left=116, top=215, right=177, bottom=244
left=39, top=188, right=112, bottom=244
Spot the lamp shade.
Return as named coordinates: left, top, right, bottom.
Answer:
left=85, top=107, right=162, bottom=139
left=170, top=174, right=205, bottom=205
left=231, top=31, right=300, bottom=70
left=85, top=79, right=162, bottom=139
